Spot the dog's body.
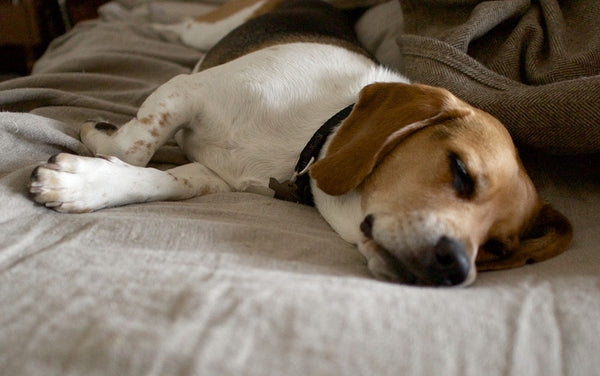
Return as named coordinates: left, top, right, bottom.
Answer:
left=30, top=0, right=572, bottom=286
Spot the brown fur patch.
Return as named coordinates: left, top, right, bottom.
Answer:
left=195, top=0, right=284, bottom=23
left=126, top=140, right=146, bottom=155
left=140, top=115, right=154, bottom=125
left=199, top=0, right=373, bottom=71
left=476, top=204, right=573, bottom=271
left=309, top=83, right=470, bottom=196
left=159, top=112, right=171, bottom=128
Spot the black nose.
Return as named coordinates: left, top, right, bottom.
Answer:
left=360, top=214, right=374, bottom=239
left=430, top=236, right=471, bottom=286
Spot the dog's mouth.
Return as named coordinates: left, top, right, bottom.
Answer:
left=359, top=214, right=474, bottom=286
left=361, top=238, right=473, bottom=287
left=365, top=239, right=420, bottom=284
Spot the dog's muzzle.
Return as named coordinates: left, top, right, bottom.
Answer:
left=360, top=214, right=471, bottom=286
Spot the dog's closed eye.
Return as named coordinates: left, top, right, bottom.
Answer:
left=449, top=152, right=475, bottom=199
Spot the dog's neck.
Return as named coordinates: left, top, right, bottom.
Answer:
left=269, top=104, right=355, bottom=205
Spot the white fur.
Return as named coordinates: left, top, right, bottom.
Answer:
left=176, top=44, right=406, bottom=192
left=34, top=43, right=407, bottom=216
left=30, top=154, right=230, bottom=213
left=30, top=25, right=437, bottom=282
left=310, top=127, right=364, bottom=245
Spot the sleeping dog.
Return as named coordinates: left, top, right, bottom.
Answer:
left=29, top=0, right=572, bottom=286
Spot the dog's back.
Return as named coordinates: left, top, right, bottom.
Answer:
left=200, top=0, right=374, bottom=70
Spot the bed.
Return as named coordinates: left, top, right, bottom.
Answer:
left=1, top=0, right=599, bottom=375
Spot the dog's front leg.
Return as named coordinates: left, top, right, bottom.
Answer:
left=29, top=154, right=231, bottom=213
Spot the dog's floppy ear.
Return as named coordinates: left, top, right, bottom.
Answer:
left=309, top=82, right=471, bottom=196
left=476, top=204, right=573, bottom=271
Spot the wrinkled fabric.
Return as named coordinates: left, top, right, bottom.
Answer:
left=397, top=0, right=600, bottom=153
left=1, top=2, right=599, bottom=375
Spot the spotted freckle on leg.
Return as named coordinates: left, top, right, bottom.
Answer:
left=159, top=112, right=171, bottom=127
left=139, top=115, right=154, bottom=125
left=126, top=140, right=146, bottom=155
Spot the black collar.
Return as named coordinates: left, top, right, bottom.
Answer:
left=269, top=104, right=355, bottom=206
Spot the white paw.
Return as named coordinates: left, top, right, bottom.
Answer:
left=29, top=153, right=126, bottom=213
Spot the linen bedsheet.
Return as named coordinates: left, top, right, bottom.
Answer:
left=1, top=1, right=599, bottom=375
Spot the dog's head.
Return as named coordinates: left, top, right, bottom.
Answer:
left=310, top=82, right=572, bottom=286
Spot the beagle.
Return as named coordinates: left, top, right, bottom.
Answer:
left=29, top=0, right=573, bottom=286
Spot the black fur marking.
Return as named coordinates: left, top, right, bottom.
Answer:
left=200, top=0, right=375, bottom=70
left=47, top=154, right=59, bottom=164
left=94, top=121, right=118, bottom=135
left=30, top=165, right=41, bottom=181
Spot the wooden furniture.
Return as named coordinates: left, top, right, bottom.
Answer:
left=66, top=0, right=109, bottom=25
left=0, top=0, right=64, bottom=73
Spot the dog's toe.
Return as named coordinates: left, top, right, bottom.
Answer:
left=45, top=153, right=82, bottom=173
left=30, top=165, right=42, bottom=182
left=29, top=153, right=98, bottom=213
